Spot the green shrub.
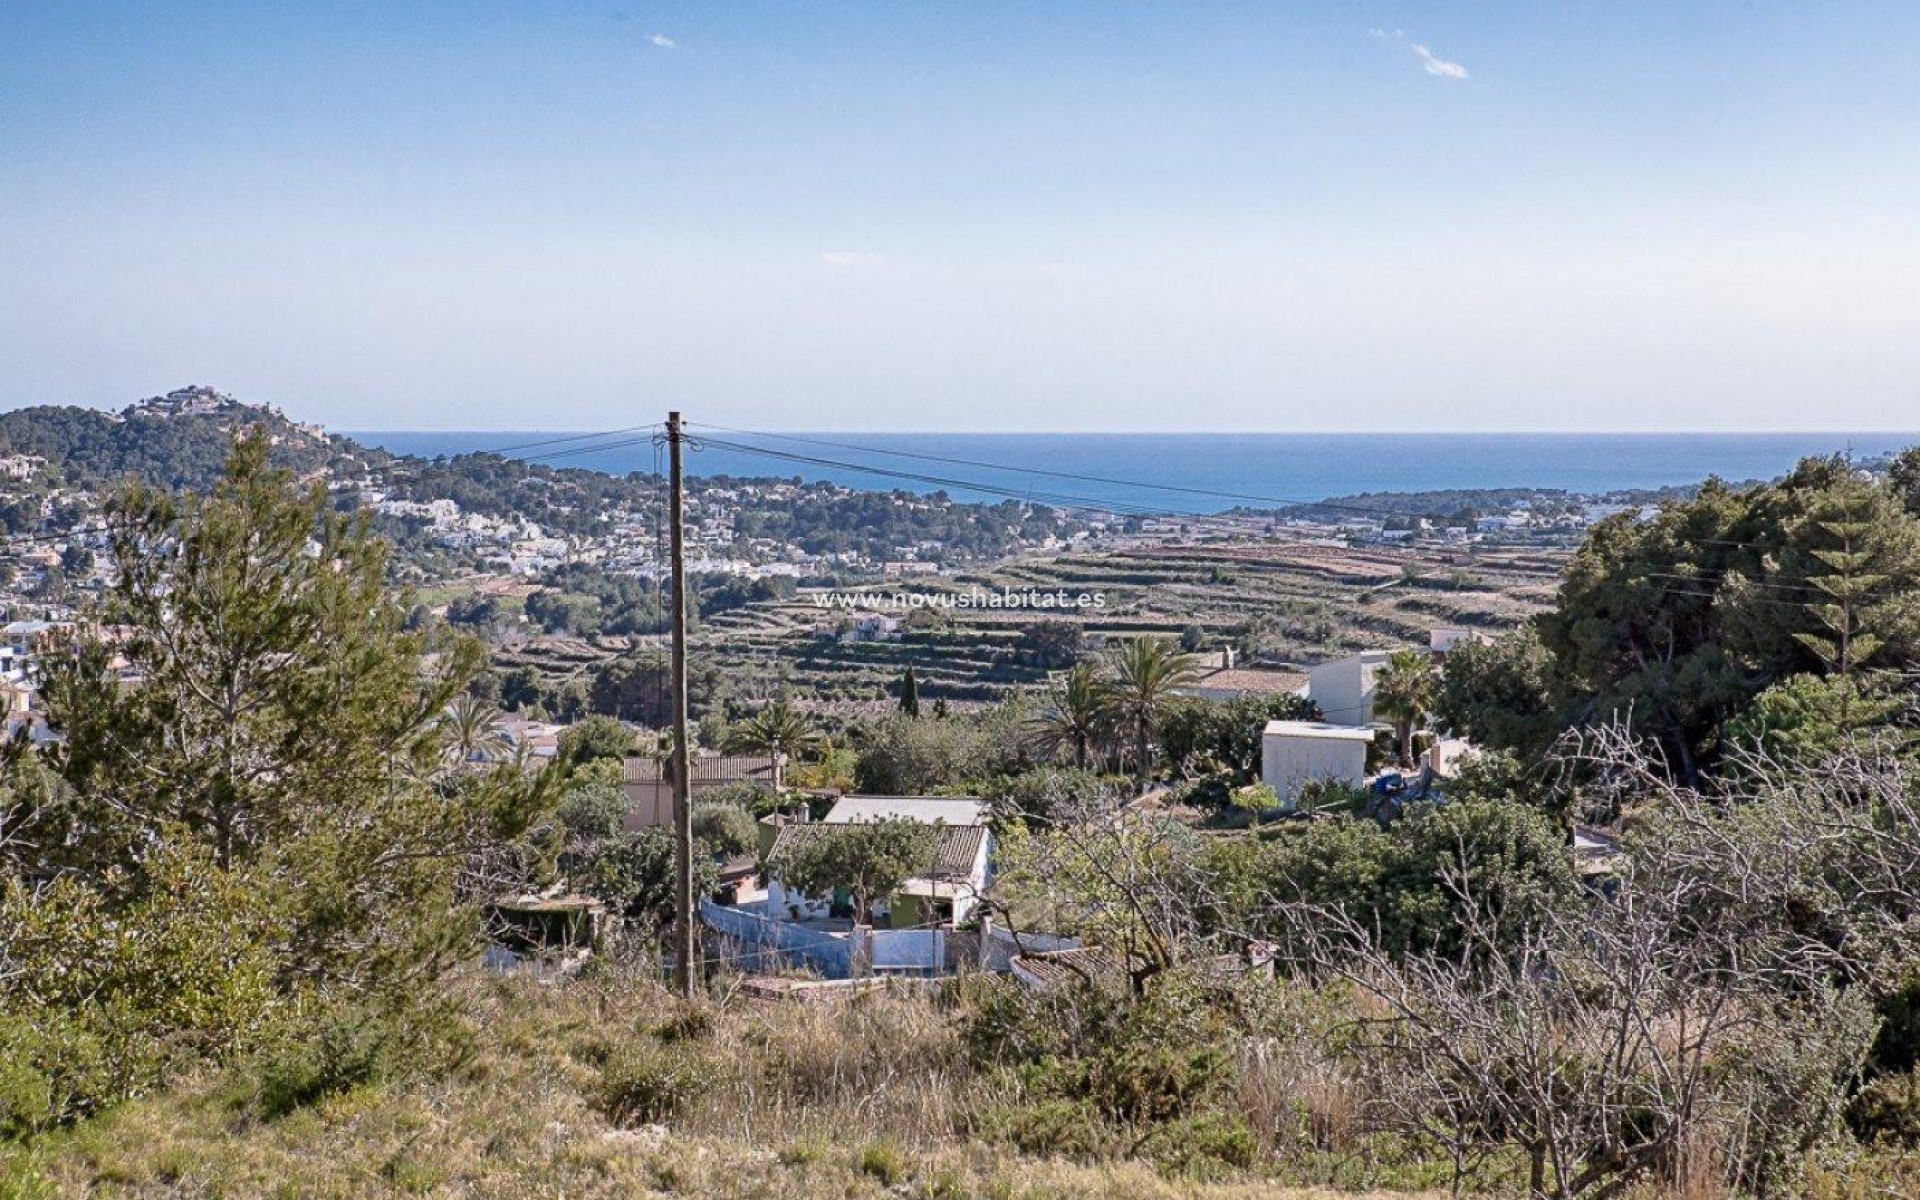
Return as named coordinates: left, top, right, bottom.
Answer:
left=963, top=975, right=1237, bottom=1163
left=983, top=767, right=1111, bottom=829
left=0, top=1014, right=109, bottom=1142
left=0, top=1150, right=55, bottom=1200
left=580, top=830, right=719, bottom=927
left=1172, top=771, right=1236, bottom=813
left=960, top=977, right=1126, bottom=1069
left=597, top=1044, right=705, bottom=1126
left=555, top=779, right=627, bottom=843
left=244, top=1006, right=412, bottom=1119
left=1849, top=1070, right=1920, bottom=1145
left=1082, top=1041, right=1230, bottom=1124
left=690, top=803, right=758, bottom=859
left=777, top=1139, right=827, bottom=1166
left=652, top=998, right=717, bottom=1044
left=972, top=1095, right=1110, bottom=1160
left=0, top=845, right=282, bottom=1137
left=855, top=1139, right=912, bottom=1186
left=1143, top=1112, right=1260, bottom=1177
left=1871, top=972, right=1920, bottom=1077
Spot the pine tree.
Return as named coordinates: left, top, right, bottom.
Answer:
left=1794, top=509, right=1889, bottom=679
left=39, top=433, right=557, bottom=1000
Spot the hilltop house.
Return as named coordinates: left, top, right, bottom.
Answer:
left=498, top=718, right=567, bottom=762
left=0, top=673, right=34, bottom=718
left=698, top=794, right=994, bottom=979
left=0, top=455, right=44, bottom=482
left=841, top=613, right=902, bottom=643
left=1429, top=626, right=1493, bottom=659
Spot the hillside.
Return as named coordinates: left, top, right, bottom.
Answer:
left=677, top=540, right=1560, bottom=707
left=0, top=386, right=369, bottom=492
left=0, top=386, right=1090, bottom=571
left=12, top=391, right=1920, bottom=1200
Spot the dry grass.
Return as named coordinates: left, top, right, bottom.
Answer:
left=1, top=971, right=1455, bottom=1200
left=1236, top=1037, right=1365, bottom=1160
left=20, top=965, right=1873, bottom=1200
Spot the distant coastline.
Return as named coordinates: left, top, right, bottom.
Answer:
left=347, top=430, right=1919, bottom=516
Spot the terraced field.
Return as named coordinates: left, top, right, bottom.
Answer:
left=696, top=539, right=1565, bottom=707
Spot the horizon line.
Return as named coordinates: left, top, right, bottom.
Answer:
left=343, top=427, right=1920, bottom=439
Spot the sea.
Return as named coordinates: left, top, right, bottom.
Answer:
left=346, top=431, right=1920, bottom=517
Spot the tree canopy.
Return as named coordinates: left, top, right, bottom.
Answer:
left=34, top=434, right=557, bottom=995
left=767, top=817, right=937, bottom=927
left=1446, top=458, right=1920, bottom=778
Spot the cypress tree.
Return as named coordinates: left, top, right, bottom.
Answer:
left=899, top=666, right=921, bottom=718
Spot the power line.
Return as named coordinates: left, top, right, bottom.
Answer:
left=687, top=422, right=1354, bottom=511
left=693, top=436, right=1197, bottom=519
left=688, top=421, right=1615, bottom=529
left=368, top=418, right=1858, bottom=566
left=372, top=426, right=666, bottom=475
left=367, top=423, right=1904, bottom=590
left=441, top=424, right=663, bottom=459
left=684, top=422, right=1920, bottom=565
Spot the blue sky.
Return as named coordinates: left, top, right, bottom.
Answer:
left=3, top=2, right=1918, bottom=431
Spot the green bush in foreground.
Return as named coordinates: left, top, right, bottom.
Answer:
left=2, top=437, right=558, bottom=1142
left=0, top=844, right=280, bottom=1139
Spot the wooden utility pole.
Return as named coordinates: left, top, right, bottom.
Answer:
left=666, top=411, right=696, bottom=996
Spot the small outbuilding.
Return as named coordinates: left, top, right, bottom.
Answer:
left=1261, top=720, right=1373, bottom=806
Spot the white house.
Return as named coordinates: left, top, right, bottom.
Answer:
left=0, top=455, right=44, bottom=481
left=1429, top=626, right=1492, bottom=658
left=766, top=795, right=991, bottom=928
left=842, top=613, right=902, bottom=643
left=1261, top=720, right=1373, bottom=806
left=1306, top=650, right=1390, bottom=726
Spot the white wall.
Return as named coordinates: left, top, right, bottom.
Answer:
left=1307, top=652, right=1387, bottom=725
left=1262, top=732, right=1369, bottom=805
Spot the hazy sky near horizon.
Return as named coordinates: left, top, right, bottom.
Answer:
left=4, top=2, right=1920, bottom=432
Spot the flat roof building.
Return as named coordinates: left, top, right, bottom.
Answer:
left=1261, top=719, right=1373, bottom=806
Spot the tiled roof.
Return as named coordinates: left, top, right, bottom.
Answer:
left=1183, top=666, right=1309, bottom=696
left=622, top=754, right=777, bottom=786
left=1010, top=947, right=1134, bottom=990
left=767, top=821, right=987, bottom=883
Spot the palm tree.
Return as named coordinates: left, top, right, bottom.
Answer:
left=1373, top=649, right=1438, bottom=768
left=1098, top=637, right=1200, bottom=783
left=441, top=694, right=509, bottom=764
left=1028, top=660, right=1109, bottom=769
left=725, top=696, right=821, bottom=792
